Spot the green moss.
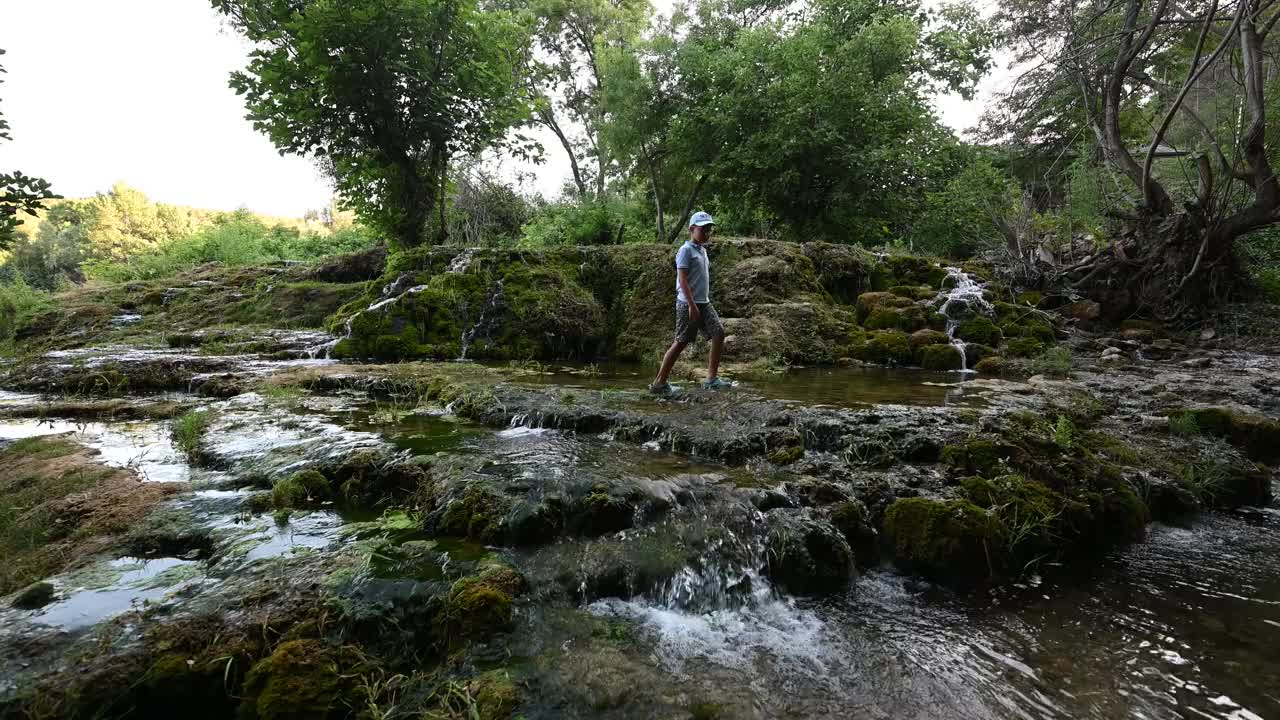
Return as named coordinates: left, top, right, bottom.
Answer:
left=960, top=474, right=1088, bottom=565
left=437, top=565, right=525, bottom=645
left=873, top=254, right=948, bottom=289
left=941, top=439, right=1009, bottom=476
left=271, top=470, right=332, bottom=509
left=865, top=305, right=927, bottom=332
left=854, top=291, right=913, bottom=323
left=575, top=490, right=634, bottom=536
left=908, top=329, right=949, bottom=354
left=1004, top=337, right=1045, bottom=357
left=1030, top=347, right=1073, bottom=378
left=920, top=343, right=964, bottom=371
left=955, top=316, right=1002, bottom=347
left=1171, top=407, right=1280, bottom=463
left=1015, top=291, right=1044, bottom=306
left=883, top=498, right=999, bottom=583
left=238, top=640, right=351, bottom=720
left=767, top=444, right=805, bottom=465
left=851, top=330, right=912, bottom=365
left=439, top=484, right=513, bottom=543
left=829, top=500, right=878, bottom=567
left=470, top=670, right=522, bottom=720
left=974, top=356, right=1006, bottom=374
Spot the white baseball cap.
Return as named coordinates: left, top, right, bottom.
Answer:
left=690, top=211, right=715, bottom=227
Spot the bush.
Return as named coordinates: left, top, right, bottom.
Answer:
left=519, top=196, right=648, bottom=247
left=0, top=276, right=52, bottom=349
left=83, top=211, right=378, bottom=283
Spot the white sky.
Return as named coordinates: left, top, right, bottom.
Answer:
left=1, top=0, right=1005, bottom=218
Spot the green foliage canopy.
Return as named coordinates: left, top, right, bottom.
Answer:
left=600, top=0, right=996, bottom=242
left=214, top=0, right=536, bottom=249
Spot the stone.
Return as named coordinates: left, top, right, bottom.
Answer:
left=11, top=581, right=56, bottom=610
left=1120, top=328, right=1153, bottom=344
left=1064, top=300, right=1101, bottom=322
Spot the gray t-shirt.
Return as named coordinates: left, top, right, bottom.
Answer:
left=675, top=241, right=710, bottom=304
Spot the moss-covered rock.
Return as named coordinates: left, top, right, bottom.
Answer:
left=437, top=564, right=525, bottom=645
left=855, top=291, right=914, bottom=323
left=883, top=498, right=999, bottom=583
left=864, top=305, right=927, bottom=332
left=764, top=511, right=854, bottom=594
left=872, top=254, right=948, bottom=289
left=920, top=344, right=964, bottom=371
left=829, top=500, right=878, bottom=568
left=10, top=581, right=56, bottom=609
left=908, top=329, right=950, bottom=355
left=436, top=483, right=514, bottom=544
left=271, top=470, right=332, bottom=509
left=941, top=439, right=1011, bottom=477
left=1004, top=337, right=1045, bottom=357
left=469, top=670, right=523, bottom=720
left=1172, top=407, right=1280, bottom=464
left=851, top=330, right=912, bottom=365
left=963, top=343, right=995, bottom=367
left=974, top=356, right=1006, bottom=374
left=238, top=640, right=352, bottom=720
left=572, top=487, right=636, bottom=537
left=955, top=316, right=1003, bottom=347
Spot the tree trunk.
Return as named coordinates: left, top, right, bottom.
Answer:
left=666, top=173, right=709, bottom=243
left=395, top=168, right=434, bottom=249
left=1071, top=212, right=1241, bottom=321
left=538, top=106, right=587, bottom=196
left=640, top=140, right=665, bottom=242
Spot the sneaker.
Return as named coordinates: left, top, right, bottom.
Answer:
left=702, top=377, right=733, bottom=390
left=648, top=382, right=680, bottom=397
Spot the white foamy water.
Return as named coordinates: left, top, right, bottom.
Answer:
left=589, top=595, right=834, bottom=681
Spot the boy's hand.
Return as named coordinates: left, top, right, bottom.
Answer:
left=689, top=303, right=701, bottom=323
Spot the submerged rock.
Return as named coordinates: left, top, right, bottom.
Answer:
left=9, top=581, right=55, bottom=610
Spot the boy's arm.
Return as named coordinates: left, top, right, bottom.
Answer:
left=678, top=269, right=700, bottom=321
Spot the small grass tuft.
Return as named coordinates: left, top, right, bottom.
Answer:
left=171, top=409, right=215, bottom=460
left=1030, top=346, right=1073, bottom=378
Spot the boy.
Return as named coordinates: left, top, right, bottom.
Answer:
left=648, top=211, right=730, bottom=395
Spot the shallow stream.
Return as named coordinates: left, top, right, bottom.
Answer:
left=1, top=365, right=1277, bottom=719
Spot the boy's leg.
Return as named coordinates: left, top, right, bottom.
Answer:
left=707, top=335, right=723, bottom=379
left=700, top=303, right=726, bottom=380
left=653, top=340, right=687, bottom=386
left=654, top=301, right=695, bottom=387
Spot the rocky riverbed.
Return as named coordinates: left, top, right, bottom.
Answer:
left=0, top=245, right=1277, bottom=719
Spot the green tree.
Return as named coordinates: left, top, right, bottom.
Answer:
left=530, top=0, right=649, bottom=196
left=0, top=49, right=58, bottom=251
left=601, top=0, right=995, bottom=243
left=213, top=0, right=535, bottom=250
left=989, top=0, right=1280, bottom=317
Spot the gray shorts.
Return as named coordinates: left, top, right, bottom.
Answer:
left=675, top=301, right=725, bottom=344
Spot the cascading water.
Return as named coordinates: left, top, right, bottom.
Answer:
left=458, top=280, right=505, bottom=361
left=937, top=267, right=994, bottom=373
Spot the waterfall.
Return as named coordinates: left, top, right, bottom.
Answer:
left=458, top=280, right=505, bottom=361
left=938, top=267, right=994, bottom=373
